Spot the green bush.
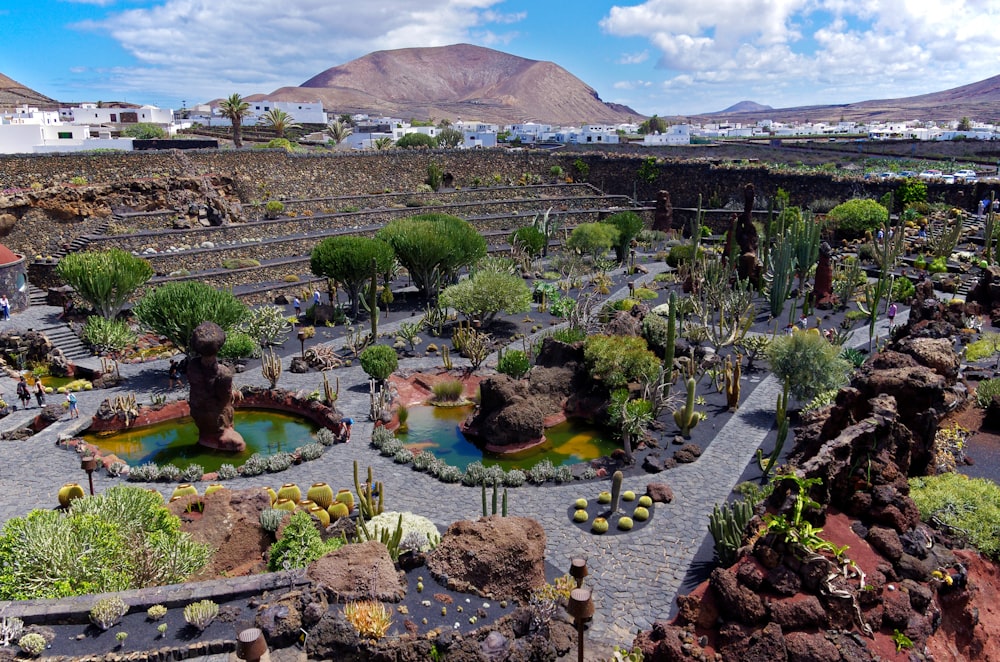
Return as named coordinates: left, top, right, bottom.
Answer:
left=56, top=249, right=153, bottom=319
left=976, top=378, right=1000, bottom=408
left=221, top=258, right=261, bottom=269
left=497, top=349, right=531, bottom=379
left=264, top=200, right=284, bottom=218
left=965, top=333, right=1000, bottom=363
left=81, top=317, right=137, bottom=354
left=826, top=199, right=888, bottom=239
left=766, top=330, right=851, bottom=401
left=359, top=344, right=398, bottom=381
left=396, top=133, right=437, bottom=148
left=928, top=256, right=948, bottom=273
left=891, top=277, right=916, bottom=303
left=641, top=313, right=672, bottom=357
left=909, top=473, right=1000, bottom=559
left=602, top=211, right=645, bottom=263
left=0, top=486, right=211, bottom=600
left=267, top=511, right=343, bottom=571
left=122, top=123, right=166, bottom=139
left=583, top=334, right=660, bottom=390
left=509, top=226, right=547, bottom=257
left=132, top=281, right=249, bottom=353
left=432, top=379, right=465, bottom=402
left=551, top=327, right=587, bottom=344
left=310, top=235, right=395, bottom=318
left=439, top=271, right=531, bottom=325
left=218, top=330, right=260, bottom=359
left=566, top=223, right=618, bottom=261
left=666, top=244, right=704, bottom=267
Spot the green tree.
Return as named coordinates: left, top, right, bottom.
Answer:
left=373, top=136, right=394, bottom=150
left=437, top=127, right=464, bottom=147
left=376, top=214, right=487, bottom=302
left=896, top=178, right=928, bottom=209
left=766, top=329, right=851, bottom=401
left=56, top=249, right=153, bottom=319
left=122, top=123, right=166, bottom=139
left=639, top=114, right=667, bottom=135
left=602, top=211, right=645, bottom=264
left=359, top=344, right=398, bottom=381
left=567, top=222, right=619, bottom=261
left=826, top=198, right=889, bottom=239
left=310, top=236, right=395, bottom=318
left=132, top=281, right=249, bottom=353
left=396, top=133, right=437, bottom=148
left=218, top=93, right=251, bottom=148
left=958, top=116, right=972, bottom=131
left=439, top=271, right=531, bottom=325
left=258, top=109, right=301, bottom=139
left=326, top=119, right=353, bottom=145
left=637, top=157, right=659, bottom=184
left=583, top=335, right=660, bottom=390
left=509, top=225, right=547, bottom=257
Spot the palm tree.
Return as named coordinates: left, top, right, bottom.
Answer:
left=373, top=137, right=394, bottom=151
left=219, top=93, right=250, bottom=148
left=326, top=119, right=353, bottom=146
left=259, top=109, right=301, bottom=139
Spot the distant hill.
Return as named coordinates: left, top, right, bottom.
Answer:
left=254, top=43, right=641, bottom=125
left=718, top=100, right=772, bottom=114
left=0, top=73, right=56, bottom=109
left=685, top=74, right=1000, bottom=123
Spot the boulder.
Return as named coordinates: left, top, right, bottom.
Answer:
left=783, top=631, right=841, bottom=662
left=710, top=567, right=766, bottom=624
left=426, top=516, right=546, bottom=602
left=307, top=540, right=405, bottom=602
left=645, top=482, right=674, bottom=503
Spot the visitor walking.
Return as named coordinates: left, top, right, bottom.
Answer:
left=168, top=360, right=181, bottom=389
left=312, top=290, right=321, bottom=307
left=66, top=391, right=79, bottom=419
left=0, top=295, right=9, bottom=320
left=33, top=381, right=45, bottom=408
left=16, top=377, right=30, bottom=409
left=887, top=302, right=898, bottom=327
left=293, top=297, right=301, bottom=317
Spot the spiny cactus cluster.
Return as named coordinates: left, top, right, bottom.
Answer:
left=0, top=616, right=24, bottom=647
left=709, top=500, right=755, bottom=567
left=267, top=452, right=294, bottom=473
left=673, top=377, right=705, bottom=437
left=260, top=508, right=290, bottom=533
left=146, top=604, right=168, bottom=621
left=89, top=596, right=128, bottom=631
left=127, top=462, right=159, bottom=482
left=18, top=632, right=46, bottom=656
left=181, top=463, right=204, bottom=482
left=183, top=599, right=219, bottom=631
left=298, top=442, right=325, bottom=462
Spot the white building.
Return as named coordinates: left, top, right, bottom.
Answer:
left=61, top=104, right=174, bottom=126
left=2, top=105, right=61, bottom=126
left=0, top=123, right=132, bottom=154
left=247, top=100, right=326, bottom=125
left=642, top=125, right=691, bottom=146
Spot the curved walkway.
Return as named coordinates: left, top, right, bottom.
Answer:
left=0, top=288, right=906, bottom=651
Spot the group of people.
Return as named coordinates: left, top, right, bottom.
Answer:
left=291, top=290, right=322, bottom=318
left=13, top=375, right=77, bottom=417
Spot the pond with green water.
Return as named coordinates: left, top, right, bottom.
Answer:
left=398, top=405, right=618, bottom=471
left=84, top=409, right=319, bottom=472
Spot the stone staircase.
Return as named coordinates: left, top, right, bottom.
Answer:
left=37, top=321, right=92, bottom=362
left=27, top=285, right=48, bottom=307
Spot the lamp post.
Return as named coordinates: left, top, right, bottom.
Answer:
left=297, top=329, right=306, bottom=359
left=566, top=587, right=594, bottom=662
left=235, top=628, right=267, bottom=662
left=81, top=456, right=98, bottom=496
left=569, top=558, right=589, bottom=587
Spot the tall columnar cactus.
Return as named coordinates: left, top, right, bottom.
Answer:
left=262, top=348, right=282, bottom=389
left=441, top=345, right=452, bottom=370
left=673, top=377, right=704, bottom=437
left=354, top=461, right=384, bottom=519
left=690, top=194, right=703, bottom=256
left=322, top=373, right=339, bottom=407
left=767, top=238, right=795, bottom=319
left=482, top=481, right=509, bottom=517
left=789, top=211, right=822, bottom=291
left=664, top=291, right=678, bottom=382
left=760, top=377, right=790, bottom=483
left=708, top=500, right=755, bottom=566
left=724, top=354, right=741, bottom=412
left=369, top=258, right=379, bottom=339
left=985, top=191, right=998, bottom=266
left=610, top=470, right=624, bottom=513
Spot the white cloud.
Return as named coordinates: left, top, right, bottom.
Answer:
left=601, top=0, right=1000, bottom=110
left=75, top=0, right=514, bottom=102
left=613, top=80, right=652, bottom=90
left=617, top=50, right=649, bottom=65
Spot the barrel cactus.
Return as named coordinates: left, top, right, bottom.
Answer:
left=309, top=505, right=331, bottom=527
left=265, top=486, right=278, bottom=505
left=574, top=498, right=588, bottom=509
left=573, top=509, right=589, bottom=523
left=597, top=491, right=612, bottom=504
left=274, top=498, right=296, bottom=512
left=638, top=495, right=653, bottom=508
left=277, top=483, right=301, bottom=503
left=203, top=484, right=225, bottom=496
left=618, top=516, right=634, bottom=531
left=622, top=490, right=636, bottom=501
left=307, top=482, right=334, bottom=509
left=336, top=489, right=355, bottom=512
left=328, top=501, right=350, bottom=521
left=592, top=517, right=609, bottom=534
left=58, top=482, right=85, bottom=508
left=170, top=483, right=198, bottom=500
left=633, top=506, right=650, bottom=521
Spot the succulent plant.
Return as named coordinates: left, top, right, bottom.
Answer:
left=274, top=498, right=296, bottom=512
left=157, top=623, right=168, bottom=636
left=260, top=508, right=290, bottom=532
left=438, top=465, right=463, bottom=483
left=592, top=517, right=609, bottom=534
left=335, top=489, right=355, bottom=512
left=574, top=498, right=588, bottom=509
left=57, top=482, right=85, bottom=508
left=622, top=490, right=636, bottom=501
left=203, top=484, right=225, bottom=496
left=582, top=467, right=598, bottom=480
left=309, top=505, right=331, bottom=527
left=157, top=464, right=182, bottom=482
left=18, top=632, right=46, bottom=657
left=633, top=506, right=650, bottom=521
left=306, top=482, right=334, bottom=509
left=327, top=501, right=350, bottom=521
left=267, top=452, right=294, bottom=473
left=181, top=463, right=204, bottom=482
left=298, top=443, right=325, bottom=462
left=90, top=596, right=128, bottom=631
left=573, top=509, right=589, bottom=523
left=216, top=463, right=239, bottom=480
left=503, top=469, right=526, bottom=487
left=638, top=495, right=653, bottom=508
left=127, top=462, right=159, bottom=482
left=146, top=604, right=168, bottom=621
left=183, top=600, right=219, bottom=631
left=170, top=483, right=198, bottom=500
left=597, top=491, right=612, bottom=504
left=241, top=453, right=267, bottom=477
left=317, top=428, right=338, bottom=446
left=277, top=483, right=302, bottom=503
left=618, top=516, right=634, bottom=531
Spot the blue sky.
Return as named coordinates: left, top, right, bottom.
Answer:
left=4, top=0, right=1000, bottom=117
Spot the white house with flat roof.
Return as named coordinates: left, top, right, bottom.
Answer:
left=61, top=104, right=174, bottom=126
left=0, top=122, right=132, bottom=154
left=248, top=100, right=326, bottom=124
left=642, top=124, right=690, bottom=146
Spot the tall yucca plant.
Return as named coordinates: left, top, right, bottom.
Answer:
left=56, top=249, right=153, bottom=319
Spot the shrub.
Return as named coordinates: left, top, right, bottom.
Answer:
left=432, top=379, right=465, bottom=402
left=372, top=426, right=395, bottom=449
left=497, top=349, right=532, bottom=379
left=891, top=277, right=916, bottom=304
left=666, top=244, right=704, bottom=267
left=641, top=312, right=672, bottom=357
left=18, top=633, right=46, bottom=656
left=602, top=211, right=645, bottom=263
left=551, top=327, right=586, bottom=344
left=218, top=330, right=260, bottom=359
left=157, top=465, right=181, bottom=482
left=826, top=199, right=888, bottom=239
left=583, top=335, right=660, bottom=390
left=235, top=305, right=292, bottom=348
left=81, top=317, right=137, bottom=354
left=216, top=463, right=238, bottom=480
left=566, top=223, right=618, bottom=261
left=264, top=200, right=284, bottom=218
left=56, top=249, right=153, bottom=319
left=503, top=469, right=527, bottom=487
left=910, top=473, right=1000, bottom=559
left=527, top=459, right=556, bottom=484
left=298, top=442, right=325, bottom=462
left=0, top=486, right=210, bottom=600
left=437, top=465, right=463, bottom=483
left=221, top=258, right=261, bottom=269
left=976, top=378, right=1000, bottom=408
left=396, top=133, right=437, bottom=148
left=359, top=345, right=398, bottom=381
left=510, top=226, right=547, bottom=257
left=439, top=271, right=531, bottom=325
left=767, top=330, right=851, bottom=401
left=132, top=281, right=249, bottom=353
left=268, top=510, right=343, bottom=571
left=267, top=452, right=294, bottom=473
left=310, top=236, right=395, bottom=318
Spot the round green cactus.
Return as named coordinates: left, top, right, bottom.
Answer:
left=573, top=509, right=589, bottom=523
left=633, top=506, right=650, bottom=521
left=638, top=495, right=653, bottom=508
left=592, top=517, right=609, bottom=534
left=574, top=498, right=588, bottom=509
left=597, top=491, right=612, bottom=504
left=618, top=516, right=634, bottom=531
left=622, top=490, right=636, bottom=501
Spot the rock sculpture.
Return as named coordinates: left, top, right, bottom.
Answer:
left=814, top=242, right=834, bottom=308
left=187, top=321, right=245, bottom=451
left=652, top=189, right=674, bottom=232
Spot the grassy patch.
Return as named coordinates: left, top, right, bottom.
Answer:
left=909, top=473, right=1000, bottom=559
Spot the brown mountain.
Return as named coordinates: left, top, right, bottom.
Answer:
left=257, top=43, right=640, bottom=125
left=685, top=74, right=1000, bottom=123
left=0, top=73, right=56, bottom=109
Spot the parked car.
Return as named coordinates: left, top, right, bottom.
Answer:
left=898, top=171, right=918, bottom=178
left=954, top=169, right=978, bottom=182
left=918, top=170, right=943, bottom=180
left=941, top=174, right=956, bottom=184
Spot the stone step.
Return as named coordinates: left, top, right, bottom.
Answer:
left=0, top=408, right=43, bottom=436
